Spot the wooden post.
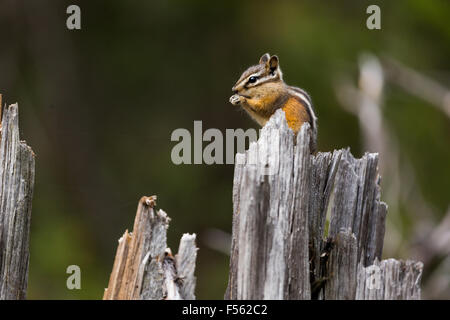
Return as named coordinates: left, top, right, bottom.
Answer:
left=103, top=196, right=198, bottom=300
left=225, top=110, right=423, bottom=300
left=0, top=101, right=35, bottom=300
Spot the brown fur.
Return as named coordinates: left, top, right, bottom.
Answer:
left=230, top=53, right=317, bottom=151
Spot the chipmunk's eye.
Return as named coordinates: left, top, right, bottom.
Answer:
left=248, top=76, right=258, bottom=84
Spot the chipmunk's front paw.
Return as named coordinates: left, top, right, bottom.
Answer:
left=229, top=94, right=243, bottom=106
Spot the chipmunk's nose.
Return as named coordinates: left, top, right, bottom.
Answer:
left=232, top=88, right=238, bottom=94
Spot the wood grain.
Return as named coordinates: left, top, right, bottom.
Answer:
left=225, top=110, right=422, bottom=300
left=0, top=103, right=35, bottom=300
left=103, top=196, right=198, bottom=300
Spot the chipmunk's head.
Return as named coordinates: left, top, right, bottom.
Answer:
left=230, top=53, right=284, bottom=105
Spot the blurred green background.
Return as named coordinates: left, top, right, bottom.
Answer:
left=0, top=0, right=449, bottom=299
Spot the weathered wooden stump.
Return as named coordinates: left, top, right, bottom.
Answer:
left=103, top=196, right=198, bottom=300
left=225, top=110, right=422, bottom=300
left=0, top=98, right=35, bottom=300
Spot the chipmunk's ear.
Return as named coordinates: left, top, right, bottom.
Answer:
left=269, top=55, right=279, bottom=71
left=259, top=53, right=270, bottom=65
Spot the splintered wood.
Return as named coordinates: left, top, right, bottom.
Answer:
left=103, top=196, right=198, bottom=300
left=0, top=102, right=35, bottom=300
left=225, top=109, right=423, bottom=300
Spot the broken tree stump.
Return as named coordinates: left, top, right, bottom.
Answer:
left=225, top=110, right=423, bottom=300
left=103, top=195, right=198, bottom=300
left=0, top=99, right=35, bottom=300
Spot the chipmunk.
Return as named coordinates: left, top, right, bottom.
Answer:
left=229, top=53, right=317, bottom=152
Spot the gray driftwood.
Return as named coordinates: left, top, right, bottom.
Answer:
left=103, top=196, right=198, bottom=300
left=0, top=100, right=35, bottom=300
left=225, top=109, right=423, bottom=300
